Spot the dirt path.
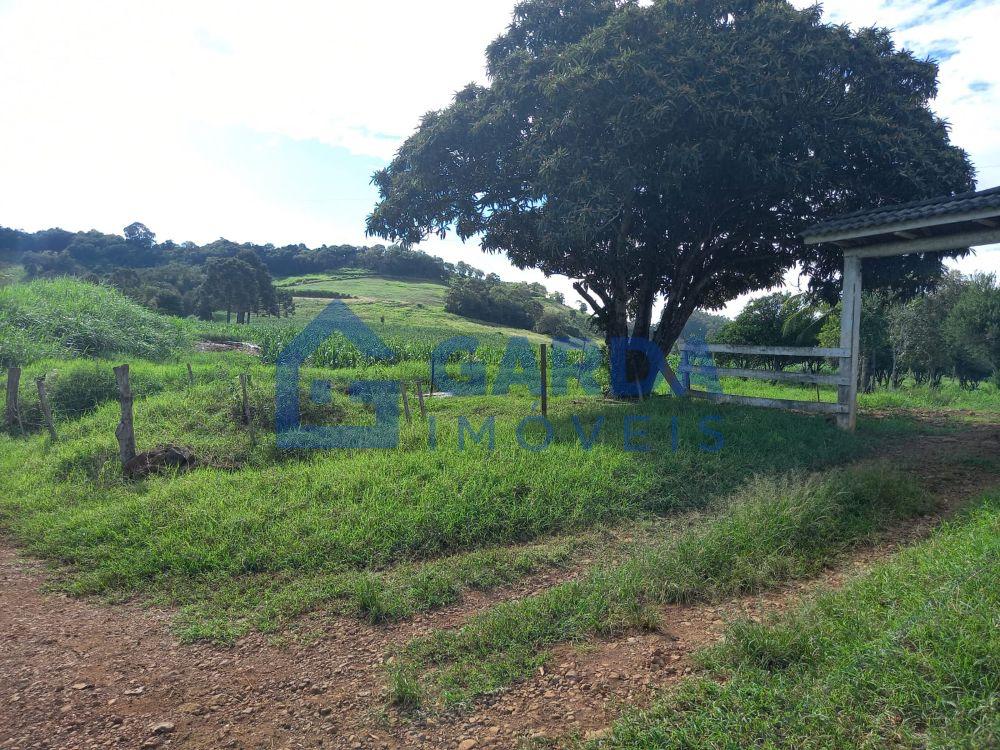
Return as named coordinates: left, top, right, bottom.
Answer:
left=1, top=424, right=998, bottom=750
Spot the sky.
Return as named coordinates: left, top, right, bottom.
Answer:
left=0, top=0, right=998, bottom=317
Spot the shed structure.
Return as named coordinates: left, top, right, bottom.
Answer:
left=678, top=186, right=1000, bottom=431
left=802, top=185, right=1000, bottom=430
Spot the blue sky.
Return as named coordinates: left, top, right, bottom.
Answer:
left=0, top=0, right=997, bottom=314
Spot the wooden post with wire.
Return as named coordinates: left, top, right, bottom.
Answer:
left=680, top=348, right=692, bottom=394
left=114, top=364, right=137, bottom=466
left=240, top=373, right=256, bottom=445
left=415, top=380, right=427, bottom=420
left=539, top=344, right=548, bottom=416
left=187, top=363, right=195, bottom=387
left=4, top=366, right=20, bottom=431
left=401, top=380, right=412, bottom=424
left=35, top=377, right=57, bottom=441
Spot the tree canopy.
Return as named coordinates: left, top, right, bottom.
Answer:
left=366, top=0, right=974, bottom=392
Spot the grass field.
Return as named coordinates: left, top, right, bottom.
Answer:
left=198, top=272, right=562, bottom=369
left=0, top=352, right=891, bottom=642
left=0, top=277, right=190, bottom=366
left=596, top=491, right=1000, bottom=749
left=0, top=275, right=996, bottom=747
left=385, top=466, right=932, bottom=709
left=278, top=270, right=450, bottom=307
left=714, top=372, right=1000, bottom=415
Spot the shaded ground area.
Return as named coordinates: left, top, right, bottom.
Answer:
left=1, top=420, right=997, bottom=750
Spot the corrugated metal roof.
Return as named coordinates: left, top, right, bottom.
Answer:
left=804, top=185, right=1000, bottom=239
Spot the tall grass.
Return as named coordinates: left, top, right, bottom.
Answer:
left=599, top=492, right=1000, bottom=749
left=0, top=278, right=190, bottom=366
left=0, top=357, right=888, bottom=640
left=387, top=466, right=931, bottom=709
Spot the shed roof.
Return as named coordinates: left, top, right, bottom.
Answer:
left=802, top=185, right=1000, bottom=258
left=805, top=186, right=1000, bottom=240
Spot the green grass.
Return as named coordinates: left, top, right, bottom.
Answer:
left=860, top=378, right=1000, bottom=413
left=0, top=347, right=898, bottom=642
left=0, top=263, right=25, bottom=286
left=197, top=267, right=579, bottom=370
left=200, top=271, right=997, bottom=418
left=595, top=491, right=1000, bottom=749
left=197, top=280, right=558, bottom=369
left=1, top=273, right=981, bottom=667
left=386, top=465, right=931, bottom=709
left=278, top=271, right=450, bottom=307
left=711, top=372, right=1000, bottom=414
left=0, top=278, right=190, bottom=366
left=169, top=535, right=585, bottom=643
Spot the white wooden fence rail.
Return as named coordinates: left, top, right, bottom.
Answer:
left=677, top=340, right=852, bottom=424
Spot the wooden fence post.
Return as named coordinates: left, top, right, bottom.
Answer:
left=540, top=344, right=548, bottom=416
left=680, top=347, right=692, bottom=394
left=837, top=256, right=862, bottom=431
left=35, top=377, right=57, bottom=441
left=240, top=373, right=256, bottom=445
left=4, top=366, right=20, bottom=430
left=401, top=380, right=412, bottom=425
left=114, top=365, right=137, bottom=465
left=416, top=381, right=427, bottom=420
left=430, top=357, right=436, bottom=398
left=187, top=363, right=195, bottom=387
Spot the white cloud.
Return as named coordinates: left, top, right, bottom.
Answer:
left=0, top=0, right=517, bottom=241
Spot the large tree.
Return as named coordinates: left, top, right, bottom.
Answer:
left=366, top=0, right=973, bottom=393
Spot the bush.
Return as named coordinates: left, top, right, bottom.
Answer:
left=534, top=308, right=585, bottom=338
left=445, top=276, right=543, bottom=329
left=38, top=362, right=170, bottom=418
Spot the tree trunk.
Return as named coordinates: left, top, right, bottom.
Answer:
left=623, top=279, right=658, bottom=397
left=652, top=298, right=700, bottom=365
left=226, top=308, right=232, bottom=324
left=602, top=296, right=633, bottom=398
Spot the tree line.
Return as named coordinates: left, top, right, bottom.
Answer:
left=710, top=273, right=1000, bottom=390
left=0, top=223, right=296, bottom=322
left=1, top=221, right=593, bottom=332
left=0, top=222, right=466, bottom=322
left=446, top=271, right=592, bottom=338
left=1, top=223, right=455, bottom=282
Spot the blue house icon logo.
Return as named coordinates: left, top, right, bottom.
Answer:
left=274, top=299, right=723, bottom=452
left=275, top=300, right=401, bottom=449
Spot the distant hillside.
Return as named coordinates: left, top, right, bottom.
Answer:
left=1, top=222, right=591, bottom=336
left=275, top=269, right=594, bottom=340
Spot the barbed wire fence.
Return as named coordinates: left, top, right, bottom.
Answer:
left=1, top=359, right=454, bottom=475
left=2, top=343, right=608, bottom=479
